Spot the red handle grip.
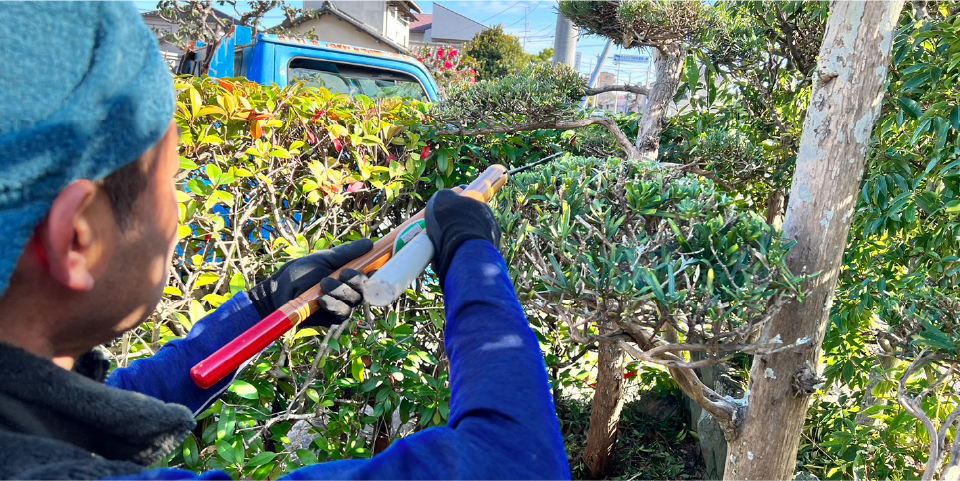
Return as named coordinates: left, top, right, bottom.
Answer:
left=190, top=309, right=296, bottom=389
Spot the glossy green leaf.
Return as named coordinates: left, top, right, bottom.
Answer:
left=230, top=380, right=259, bottom=399
left=899, top=96, right=923, bottom=119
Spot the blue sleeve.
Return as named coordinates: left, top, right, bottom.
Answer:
left=105, top=468, right=232, bottom=480
left=106, top=292, right=263, bottom=416
left=283, top=239, right=570, bottom=480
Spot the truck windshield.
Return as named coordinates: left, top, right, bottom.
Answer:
left=289, top=58, right=427, bottom=101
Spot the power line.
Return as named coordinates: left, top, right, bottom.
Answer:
left=504, top=1, right=541, bottom=29
left=479, top=1, right=523, bottom=25
left=528, top=20, right=555, bottom=38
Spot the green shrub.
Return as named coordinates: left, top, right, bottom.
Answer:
left=497, top=156, right=801, bottom=371
left=434, top=63, right=587, bottom=131
left=115, top=76, right=464, bottom=478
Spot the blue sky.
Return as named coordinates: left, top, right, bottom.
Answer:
left=410, top=1, right=656, bottom=83
left=134, top=0, right=655, bottom=85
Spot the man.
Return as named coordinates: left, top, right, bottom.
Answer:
left=0, top=2, right=569, bottom=480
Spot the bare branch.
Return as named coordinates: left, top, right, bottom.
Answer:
left=585, top=84, right=650, bottom=97
left=617, top=340, right=739, bottom=436
left=898, top=352, right=949, bottom=481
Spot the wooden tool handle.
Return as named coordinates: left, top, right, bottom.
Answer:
left=190, top=165, right=508, bottom=389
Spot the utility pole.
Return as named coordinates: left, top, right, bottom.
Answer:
left=552, top=11, right=578, bottom=68
left=580, top=39, right=612, bottom=109
left=614, top=53, right=622, bottom=113
left=523, top=5, right=530, bottom=50
left=624, top=71, right=633, bottom=114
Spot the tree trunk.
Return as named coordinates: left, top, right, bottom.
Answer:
left=634, top=43, right=684, bottom=161
left=724, top=2, right=905, bottom=480
left=583, top=338, right=627, bottom=478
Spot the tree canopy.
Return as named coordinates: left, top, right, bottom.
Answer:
left=465, top=25, right=528, bottom=80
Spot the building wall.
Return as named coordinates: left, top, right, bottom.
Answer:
left=319, top=1, right=385, bottom=30
left=595, top=71, right=618, bottom=113
left=285, top=16, right=403, bottom=53
left=383, top=5, right=410, bottom=48
left=303, top=1, right=409, bottom=48
left=142, top=16, right=184, bottom=68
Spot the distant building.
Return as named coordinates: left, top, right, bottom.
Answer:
left=141, top=9, right=239, bottom=68
left=410, top=4, right=486, bottom=49
left=594, top=71, right=618, bottom=113
left=591, top=69, right=649, bottom=115
left=409, top=14, right=432, bottom=44
left=292, top=1, right=421, bottom=53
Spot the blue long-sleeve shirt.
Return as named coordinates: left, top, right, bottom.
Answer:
left=107, top=240, right=570, bottom=480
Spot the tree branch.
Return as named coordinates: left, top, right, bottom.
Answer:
left=438, top=117, right=639, bottom=159
left=617, top=339, right=740, bottom=439
left=585, top=84, right=650, bottom=96
left=898, top=352, right=948, bottom=481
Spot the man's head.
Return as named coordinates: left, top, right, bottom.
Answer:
left=0, top=2, right=177, bottom=363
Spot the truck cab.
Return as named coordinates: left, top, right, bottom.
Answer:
left=177, top=26, right=440, bottom=102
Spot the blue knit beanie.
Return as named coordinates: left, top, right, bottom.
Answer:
left=0, top=2, right=174, bottom=296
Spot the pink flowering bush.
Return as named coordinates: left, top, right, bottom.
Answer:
left=414, top=45, right=478, bottom=92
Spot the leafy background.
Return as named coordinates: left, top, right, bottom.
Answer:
left=102, top=2, right=960, bottom=479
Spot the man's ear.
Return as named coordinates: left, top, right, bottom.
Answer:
left=40, top=180, right=106, bottom=291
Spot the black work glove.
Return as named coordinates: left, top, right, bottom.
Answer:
left=425, top=189, right=502, bottom=286
left=248, top=239, right=373, bottom=327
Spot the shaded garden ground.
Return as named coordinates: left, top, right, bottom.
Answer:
left=558, top=389, right=704, bottom=480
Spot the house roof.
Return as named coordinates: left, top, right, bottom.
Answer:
left=270, top=1, right=408, bottom=54
left=433, top=4, right=485, bottom=30
left=429, top=4, right=487, bottom=42
left=389, top=1, right=422, bottom=21
left=410, top=14, right=432, bottom=33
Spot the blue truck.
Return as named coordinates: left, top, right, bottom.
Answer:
left=176, top=26, right=441, bottom=102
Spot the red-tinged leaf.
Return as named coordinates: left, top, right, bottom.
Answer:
left=251, top=120, right=263, bottom=140
left=306, top=130, right=317, bottom=145
left=346, top=182, right=364, bottom=193
left=421, top=145, right=431, bottom=159
left=333, top=139, right=342, bottom=152
left=215, top=78, right=235, bottom=93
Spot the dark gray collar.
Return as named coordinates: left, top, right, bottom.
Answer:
left=0, top=342, right=195, bottom=466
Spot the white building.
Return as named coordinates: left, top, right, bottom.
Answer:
left=294, top=0, right=421, bottom=52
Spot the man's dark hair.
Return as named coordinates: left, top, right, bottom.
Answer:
left=98, top=156, right=149, bottom=229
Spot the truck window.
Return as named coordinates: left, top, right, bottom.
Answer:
left=288, top=58, right=427, bottom=101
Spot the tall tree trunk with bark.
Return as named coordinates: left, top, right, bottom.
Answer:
left=634, top=44, right=685, bottom=161
left=583, top=326, right=627, bottom=478
left=723, top=2, right=905, bottom=479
